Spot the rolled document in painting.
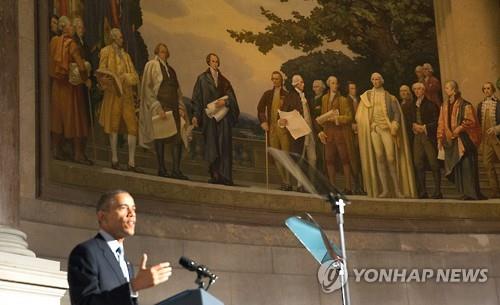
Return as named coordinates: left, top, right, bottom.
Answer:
left=315, top=109, right=335, bottom=125
left=205, top=96, right=229, bottom=121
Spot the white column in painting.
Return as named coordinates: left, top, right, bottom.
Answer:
left=434, top=0, right=499, bottom=105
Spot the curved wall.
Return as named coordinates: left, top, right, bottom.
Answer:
left=14, top=1, right=500, bottom=305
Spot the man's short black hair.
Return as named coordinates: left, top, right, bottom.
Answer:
left=205, top=53, right=220, bottom=66
left=96, top=190, right=130, bottom=212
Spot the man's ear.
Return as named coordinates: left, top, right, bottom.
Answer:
left=97, top=210, right=106, bottom=224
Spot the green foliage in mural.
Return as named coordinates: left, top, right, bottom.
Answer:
left=280, top=50, right=370, bottom=94
left=228, top=0, right=439, bottom=94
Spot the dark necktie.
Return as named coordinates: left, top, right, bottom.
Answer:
left=116, top=247, right=129, bottom=281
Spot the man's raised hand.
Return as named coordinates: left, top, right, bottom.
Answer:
left=131, top=253, right=172, bottom=292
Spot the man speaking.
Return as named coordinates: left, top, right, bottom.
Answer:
left=67, top=190, right=172, bottom=305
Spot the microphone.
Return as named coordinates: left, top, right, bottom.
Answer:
left=179, top=256, right=198, bottom=271
left=179, top=256, right=218, bottom=281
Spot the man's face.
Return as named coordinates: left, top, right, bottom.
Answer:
left=483, top=84, right=494, bottom=97
left=413, top=85, right=425, bottom=98
left=295, top=79, right=305, bottom=91
left=444, top=83, right=455, bottom=97
left=75, top=22, right=85, bottom=37
left=63, top=22, right=74, bottom=36
left=271, top=73, right=282, bottom=88
left=98, top=193, right=136, bottom=241
left=114, top=31, right=124, bottom=48
left=329, top=78, right=339, bottom=92
left=208, top=55, right=219, bottom=70
left=400, top=87, right=411, bottom=100
left=158, top=45, right=169, bottom=62
left=415, top=69, right=423, bottom=79
left=423, top=66, right=432, bottom=77
left=51, top=17, right=58, bottom=33
left=312, top=82, right=323, bottom=95
left=371, top=75, right=383, bottom=88
left=348, top=84, right=357, bottom=96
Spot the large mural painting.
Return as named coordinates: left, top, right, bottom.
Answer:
left=47, top=0, right=465, bottom=200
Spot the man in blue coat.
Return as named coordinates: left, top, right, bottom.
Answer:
left=68, top=190, right=172, bottom=305
left=191, top=53, right=240, bottom=185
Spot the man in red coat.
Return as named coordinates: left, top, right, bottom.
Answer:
left=423, top=63, right=442, bottom=107
left=49, top=16, right=92, bottom=165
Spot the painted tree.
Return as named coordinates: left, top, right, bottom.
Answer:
left=228, top=0, right=439, bottom=95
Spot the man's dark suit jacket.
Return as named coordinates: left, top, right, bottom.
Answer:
left=401, top=97, right=439, bottom=146
left=256, top=87, right=288, bottom=124
left=282, top=89, right=316, bottom=155
left=68, top=234, right=138, bottom=305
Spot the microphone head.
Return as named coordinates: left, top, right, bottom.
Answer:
left=179, top=256, right=198, bottom=271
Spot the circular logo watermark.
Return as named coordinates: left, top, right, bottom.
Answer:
left=317, top=259, right=348, bottom=293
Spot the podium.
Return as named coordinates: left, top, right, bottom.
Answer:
left=155, top=288, right=224, bottom=305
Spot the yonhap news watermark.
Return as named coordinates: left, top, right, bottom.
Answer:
left=352, top=268, right=488, bottom=283
left=317, top=260, right=489, bottom=293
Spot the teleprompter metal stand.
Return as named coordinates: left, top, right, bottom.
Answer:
left=285, top=192, right=352, bottom=305
left=258, top=147, right=353, bottom=304
left=327, top=192, right=351, bottom=305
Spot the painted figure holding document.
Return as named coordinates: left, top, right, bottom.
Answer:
left=97, top=28, right=140, bottom=172
left=257, top=71, right=291, bottom=191
left=192, top=53, right=240, bottom=185
left=317, top=76, right=356, bottom=194
left=280, top=75, right=316, bottom=192
left=139, top=43, right=189, bottom=179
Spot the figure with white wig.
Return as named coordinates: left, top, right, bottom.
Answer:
left=49, top=16, right=92, bottom=165
left=317, top=76, right=357, bottom=194
left=356, top=73, right=417, bottom=198
left=437, top=80, right=484, bottom=200
left=280, top=75, right=317, bottom=192
left=139, top=43, right=190, bottom=180
left=312, top=79, right=326, bottom=119
left=477, top=82, right=500, bottom=198
left=97, top=28, right=140, bottom=172
left=407, top=82, right=442, bottom=199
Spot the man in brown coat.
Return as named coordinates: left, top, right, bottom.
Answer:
left=257, top=71, right=291, bottom=190
left=477, top=82, right=500, bottom=198
left=317, top=76, right=356, bottom=194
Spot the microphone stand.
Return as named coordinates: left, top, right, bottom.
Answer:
left=195, top=271, right=205, bottom=290
left=194, top=265, right=217, bottom=291
left=327, top=192, right=351, bottom=305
